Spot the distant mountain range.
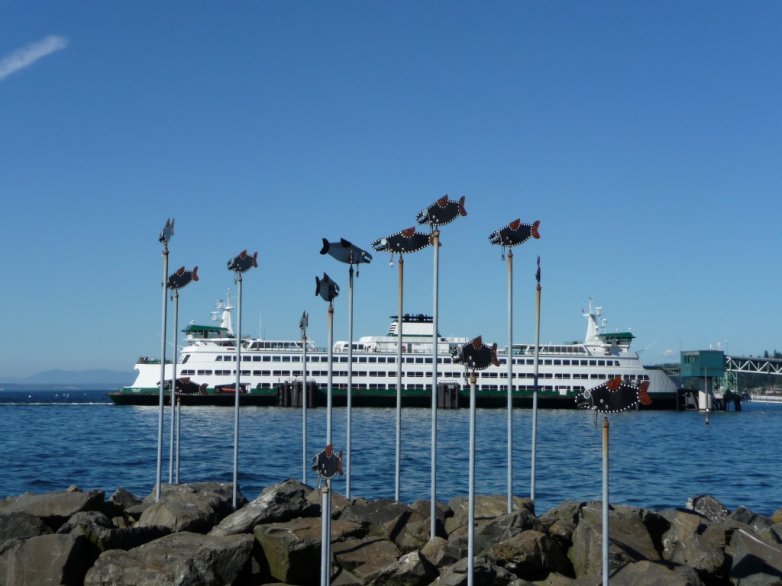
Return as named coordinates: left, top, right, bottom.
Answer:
left=0, top=369, right=135, bottom=388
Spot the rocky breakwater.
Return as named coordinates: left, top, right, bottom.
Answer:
left=1, top=482, right=781, bottom=585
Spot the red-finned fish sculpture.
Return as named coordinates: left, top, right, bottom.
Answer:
left=227, top=250, right=258, bottom=273
left=575, top=377, right=652, bottom=413
left=489, top=219, right=541, bottom=248
left=372, top=227, right=432, bottom=254
left=416, top=195, right=467, bottom=227
left=167, top=266, right=198, bottom=290
left=451, top=336, right=500, bottom=371
left=315, top=272, right=340, bottom=302
left=320, top=238, right=372, bottom=265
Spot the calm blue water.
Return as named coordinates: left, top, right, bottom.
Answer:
left=1, top=390, right=780, bottom=516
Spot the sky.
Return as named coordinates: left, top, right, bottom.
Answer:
left=1, top=2, right=780, bottom=379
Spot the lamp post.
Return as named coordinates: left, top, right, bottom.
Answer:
left=166, top=265, right=198, bottom=484
left=488, top=219, right=540, bottom=512
left=452, top=336, right=499, bottom=586
left=416, top=195, right=467, bottom=540
left=227, top=249, right=258, bottom=509
left=300, top=311, right=309, bottom=485
left=320, top=238, right=372, bottom=499
left=156, top=218, right=174, bottom=502
left=531, top=256, right=541, bottom=503
left=372, top=227, right=431, bottom=502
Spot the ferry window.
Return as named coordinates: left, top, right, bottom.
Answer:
left=252, top=356, right=260, bottom=362
left=273, top=370, right=282, bottom=376
left=368, top=357, right=377, bottom=363
left=543, top=360, right=552, bottom=365
left=358, top=357, right=368, bottom=363
left=253, top=370, right=262, bottom=376
left=598, top=360, right=605, bottom=366
left=387, top=357, right=395, bottom=364
left=553, top=360, right=561, bottom=366
left=282, top=356, right=291, bottom=362
left=241, top=370, right=250, bottom=376
left=272, top=356, right=281, bottom=362
left=415, top=358, right=424, bottom=364
left=425, top=358, right=432, bottom=364
left=216, top=356, right=222, bottom=362
left=262, top=356, right=271, bottom=362
left=563, top=360, right=570, bottom=366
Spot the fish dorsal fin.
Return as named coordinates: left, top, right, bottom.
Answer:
left=436, top=195, right=448, bottom=207
left=509, top=219, right=521, bottom=231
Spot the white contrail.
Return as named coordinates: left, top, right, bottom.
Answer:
left=0, top=35, right=68, bottom=81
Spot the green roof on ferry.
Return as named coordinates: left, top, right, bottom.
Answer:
left=184, top=324, right=228, bottom=333
left=598, top=331, right=635, bottom=341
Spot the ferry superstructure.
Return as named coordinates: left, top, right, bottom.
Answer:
left=110, top=297, right=680, bottom=408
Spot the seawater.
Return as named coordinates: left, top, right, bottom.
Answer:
left=1, top=390, right=780, bottom=516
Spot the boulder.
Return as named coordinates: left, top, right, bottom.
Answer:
left=0, top=512, right=52, bottom=543
left=410, top=499, right=450, bottom=538
left=445, top=507, right=541, bottom=562
left=539, top=501, right=582, bottom=551
left=57, top=510, right=170, bottom=552
left=210, top=478, right=317, bottom=536
left=772, top=508, right=782, bottom=525
left=339, top=498, right=429, bottom=552
left=364, top=550, right=439, bottom=586
left=0, top=489, right=105, bottom=530
left=486, top=529, right=573, bottom=580
left=686, top=495, right=729, bottom=523
left=568, top=503, right=661, bottom=578
left=445, top=495, right=532, bottom=535
left=729, top=527, right=782, bottom=583
left=137, top=482, right=241, bottom=533
left=333, top=537, right=401, bottom=582
left=254, top=515, right=364, bottom=584
left=610, top=559, right=703, bottom=585
left=420, top=536, right=459, bottom=569
left=659, top=508, right=726, bottom=578
left=84, top=531, right=253, bottom=585
left=432, top=555, right=522, bottom=585
left=1, top=533, right=99, bottom=586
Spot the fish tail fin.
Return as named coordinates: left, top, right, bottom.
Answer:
left=638, top=381, right=653, bottom=405
left=252, top=252, right=258, bottom=267
left=531, top=220, right=541, bottom=239
left=315, top=276, right=322, bottom=296
left=192, top=266, right=199, bottom=281
left=459, top=195, right=467, bottom=216
left=320, top=238, right=330, bottom=255
left=491, top=343, right=500, bottom=367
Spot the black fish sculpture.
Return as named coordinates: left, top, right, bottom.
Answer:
left=416, top=195, right=467, bottom=227
left=227, top=250, right=258, bottom=273
left=315, top=272, right=340, bottom=302
left=575, top=377, right=653, bottom=413
left=159, top=218, right=174, bottom=244
left=451, top=336, right=500, bottom=371
left=372, top=227, right=432, bottom=254
left=320, top=238, right=373, bottom=266
left=167, top=266, right=198, bottom=290
left=489, top=219, right=541, bottom=248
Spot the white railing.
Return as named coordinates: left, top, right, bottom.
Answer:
left=749, top=393, right=782, bottom=404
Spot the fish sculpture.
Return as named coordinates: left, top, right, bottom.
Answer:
left=488, top=219, right=541, bottom=248
left=451, top=336, right=500, bottom=371
left=320, top=238, right=373, bottom=266
left=574, top=377, right=652, bottom=413
left=315, top=272, right=340, bottom=302
left=416, top=195, right=467, bottom=227
left=227, top=250, right=258, bottom=273
left=372, top=227, right=432, bottom=255
left=159, top=218, right=174, bottom=244
left=167, top=266, right=198, bottom=290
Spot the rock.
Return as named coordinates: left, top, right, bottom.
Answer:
left=410, top=499, right=450, bottom=538
left=210, top=478, right=317, bottom=536
left=333, top=537, right=401, bottom=582
left=486, top=529, right=573, bottom=580
left=444, top=507, right=541, bottom=563
left=0, top=489, right=105, bottom=530
left=364, top=550, right=439, bottom=586
left=772, top=508, right=782, bottom=525
left=729, top=527, right=782, bottom=583
left=106, top=487, right=141, bottom=517
left=306, top=484, right=350, bottom=517
left=1, top=533, right=99, bottom=586
left=686, top=495, right=729, bottom=523
left=610, top=559, right=704, bottom=585
left=659, top=508, right=726, bottom=578
left=568, top=503, right=661, bottom=578
left=339, top=498, right=428, bottom=552
left=0, top=511, right=52, bottom=542
left=432, top=555, right=522, bottom=585
left=57, top=510, right=170, bottom=552
left=254, top=515, right=364, bottom=584
left=84, top=531, right=253, bottom=585
left=421, top=536, right=459, bottom=569
left=137, top=482, right=241, bottom=533
left=539, top=501, right=582, bottom=551
left=446, top=495, right=531, bottom=535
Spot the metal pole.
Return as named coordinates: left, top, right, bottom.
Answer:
left=169, top=290, right=179, bottom=483
left=155, top=244, right=169, bottom=502
left=346, top=265, right=354, bottom=499
left=232, top=273, right=243, bottom=509
left=531, top=276, right=541, bottom=503
left=506, top=249, right=513, bottom=514
left=302, top=329, right=308, bottom=485
left=327, top=304, right=334, bottom=445
left=468, top=371, right=477, bottom=586
left=320, top=479, right=331, bottom=586
left=395, top=257, right=404, bottom=502
left=175, top=398, right=181, bottom=484
left=603, top=415, right=608, bottom=586
left=430, top=228, right=440, bottom=541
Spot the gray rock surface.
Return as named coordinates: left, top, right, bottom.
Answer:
left=137, top=482, right=240, bottom=533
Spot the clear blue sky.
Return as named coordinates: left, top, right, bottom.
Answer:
left=1, top=2, right=780, bottom=378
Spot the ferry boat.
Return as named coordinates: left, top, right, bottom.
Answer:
left=108, top=297, right=682, bottom=409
